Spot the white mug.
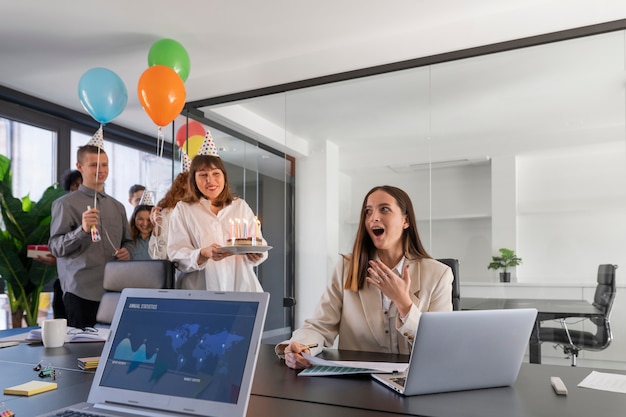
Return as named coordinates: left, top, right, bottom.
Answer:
left=41, top=318, right=67, bottom=348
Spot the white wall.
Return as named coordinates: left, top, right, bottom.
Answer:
left=294, top=140, right=340, bottom=329
left=517, top=142, right=626, bottom=282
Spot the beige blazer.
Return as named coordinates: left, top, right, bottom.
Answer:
left=278, top=255, right=453, bottom=356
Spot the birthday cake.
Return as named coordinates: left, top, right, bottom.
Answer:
left=227, top=237, right=265, bottom=246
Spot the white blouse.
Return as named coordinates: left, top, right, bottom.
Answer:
left=148, top=207, right=172, bottom=261
left=167, top=198, right=267, bottom=292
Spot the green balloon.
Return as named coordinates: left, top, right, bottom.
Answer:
left=148, top=38, right=191, bottom=82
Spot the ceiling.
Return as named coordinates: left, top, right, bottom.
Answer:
left=2, top=1, right=626, bottom=160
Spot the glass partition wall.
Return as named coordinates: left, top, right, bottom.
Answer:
left=190, top=27, right=626, bottom=349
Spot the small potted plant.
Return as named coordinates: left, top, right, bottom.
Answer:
left=488, top=248, right=522, bottom=283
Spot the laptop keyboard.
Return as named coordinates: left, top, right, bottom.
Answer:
left=390, top=376, right=406, bottom=387
left=46, top=411, right=108, bottom=417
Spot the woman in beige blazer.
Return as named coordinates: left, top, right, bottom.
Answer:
left=278, top=185, right=453, bottom=369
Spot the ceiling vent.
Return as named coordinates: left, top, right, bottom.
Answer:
left=387, top=157, right=490, bottom=173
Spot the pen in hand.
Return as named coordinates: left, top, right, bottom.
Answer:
left=278, top=343, right=318, bottom=360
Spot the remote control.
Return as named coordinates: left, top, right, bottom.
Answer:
left=550, top=376, right=568, bottom=395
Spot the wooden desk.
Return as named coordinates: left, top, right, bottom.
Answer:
left=460, top=297, right=603, bottom=364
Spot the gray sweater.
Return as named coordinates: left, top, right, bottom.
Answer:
left=49, top=185, right=132, bottom=301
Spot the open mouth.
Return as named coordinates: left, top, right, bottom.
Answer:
left=372, top=227, right=384, bottom=237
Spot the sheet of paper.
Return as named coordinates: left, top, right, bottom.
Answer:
left=298, top=353, right=408, bottom=376
left=578, top=371, right=626, bottom=393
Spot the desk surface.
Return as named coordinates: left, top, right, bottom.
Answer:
left=252, top=344, right=626, bottom=417
left=2, top=340, right=626, bottom=417
left=461, top=297, right=603, bottom=318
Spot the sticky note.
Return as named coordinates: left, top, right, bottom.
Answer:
left=4, top=380, right=57, bottom=396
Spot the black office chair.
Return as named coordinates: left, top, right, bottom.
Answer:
left=539, top=264, right=617, bottom=366
left=436, top=258, right=460, bottom=311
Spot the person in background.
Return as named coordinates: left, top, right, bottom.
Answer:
left=128, top=204, right=154, bottom=260
left=49, top=143, right=132, bottom=328
left=128, top=184, right=145, bottom=208
left=61, top=169, right=83, bottom=193
left=36, top=169, right=84, bottom=319
left=149, top=172, right=189, bottom=261
left=167, top=154, right=267, bottom=291
left=277, top=185, right=453, bottom=369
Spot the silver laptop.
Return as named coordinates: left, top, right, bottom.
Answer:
left=372, top=308, right=537, bottom=396
left=39, top=288, right=270, bottom=417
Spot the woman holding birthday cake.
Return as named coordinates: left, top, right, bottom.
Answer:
left=167, top=132, right=267, bottom=291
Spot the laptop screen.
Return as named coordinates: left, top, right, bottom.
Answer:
left=99, top=297, right=258, bottom=403
left=88, top=289, right=269, bottom=417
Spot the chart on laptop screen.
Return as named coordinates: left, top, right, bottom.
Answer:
left=99, top=297, right=258, bottom=404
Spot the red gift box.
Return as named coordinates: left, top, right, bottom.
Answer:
left=27, top=244, right=51, bottom=258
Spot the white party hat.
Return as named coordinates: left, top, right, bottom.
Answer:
left=182, top=151, right=192, bottom=172
left=86, top=126, right=104, bottom=149
left=197, top=130, right=219, bottom=156
left=138, top=190, right=155, bottom=206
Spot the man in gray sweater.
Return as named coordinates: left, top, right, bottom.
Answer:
left=49, top=144, right=132, bottom=328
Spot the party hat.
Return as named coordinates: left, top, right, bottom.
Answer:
left=197, top=130, right=219, bottom=156
left=86, top=126, right=105, bottom=149
left=138, top=190, right=155, bottom=206
left=181, top=151, right=192, bottom=172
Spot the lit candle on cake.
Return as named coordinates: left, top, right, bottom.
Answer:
left=243, top=219, right=248, bottom=238
left=229, top=219, right=234, bottom=241
left=236, top=219, right=241, bottom=238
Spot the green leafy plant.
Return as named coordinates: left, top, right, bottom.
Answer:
left=487, top=248, right=522, bottom=273
left=0, top=154, right=65, bottom=326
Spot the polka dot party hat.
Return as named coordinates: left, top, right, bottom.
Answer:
left=86, top=126, right=105, bottom=149
left=138, top=190, right=155, bottom=206
left=197, top=130, right=219, bottom=156
left=181, top=151, right=192, bottom=172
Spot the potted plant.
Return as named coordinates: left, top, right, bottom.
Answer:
left=0, top=154, right=65, bottom=327
left=488, top=248, right=522, bottom=283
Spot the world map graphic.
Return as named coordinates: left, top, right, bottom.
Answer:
left=113, top=323, right=244, bottom=375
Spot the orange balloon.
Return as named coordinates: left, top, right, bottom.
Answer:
left=137, top=65, right=186, bottom=126
left=182, top=134, right=205, bottom=158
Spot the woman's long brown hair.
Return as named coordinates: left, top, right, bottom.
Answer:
left=345, top=185, right=431, bottom=291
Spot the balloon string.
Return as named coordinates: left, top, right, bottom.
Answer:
left=93, top=124, right=103, bottom=210
left=157, top=127, right=165, bottom=159
left=154, top=127, right=165, bottom=205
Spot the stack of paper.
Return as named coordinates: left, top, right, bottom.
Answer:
left=78, top=356, right=100, bottom=371
left=297, top=353, right=408, bottom=376
left=4, top=380, right=57, bottom=396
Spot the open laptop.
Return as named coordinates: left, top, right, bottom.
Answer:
left=39, top=288, right=269, bottom=417
left=372, top=308, right=537, bottom=396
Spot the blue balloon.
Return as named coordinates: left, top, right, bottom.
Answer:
left=78, top=68, right=128, bottom=124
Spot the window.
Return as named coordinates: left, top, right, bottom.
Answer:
left=71, top=130, right=173, bottom=216
left=0, top=118, right=56, bottom=201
